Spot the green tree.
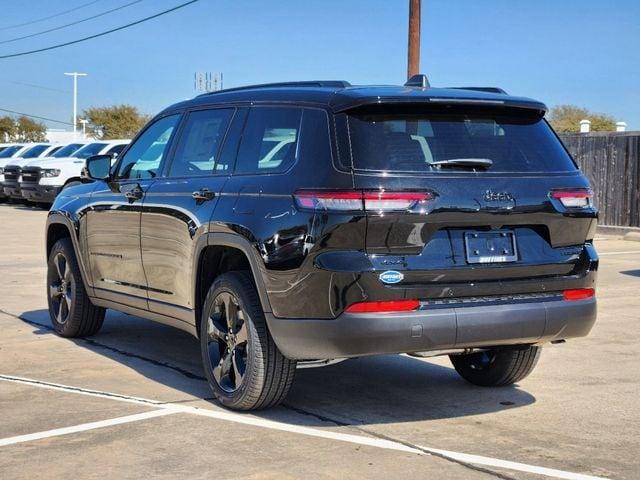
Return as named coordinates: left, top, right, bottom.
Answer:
left=0, top=116, right=17, bottom=141
left=83, top=105, right=150, bottom=139
left=16, top=116, right=47, bottom=141
left=548, top=105, right=617, bottom=133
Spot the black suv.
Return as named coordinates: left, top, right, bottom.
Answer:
left=45, top=78, right=598, bottom=410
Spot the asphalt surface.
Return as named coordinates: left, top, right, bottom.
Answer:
left=0, top=203, right=638, bottom=479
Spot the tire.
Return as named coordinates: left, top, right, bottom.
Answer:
left=450, top=345, right=541, bottom=387
left=47, top=238, right=105, bottom=337
left=200, top=271, right=296, bottom=410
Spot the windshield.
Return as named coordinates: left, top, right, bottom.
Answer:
left=0, top=145, right=24, bottom=158
left=73, top=143, right=108, bottom=159
left=52, top=143, right=85, bottom=158
left=347, top=111, right=577, bottom=173
left=22, top=144, right=50, bottom=159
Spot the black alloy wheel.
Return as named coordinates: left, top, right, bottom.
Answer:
left=206, top=291, right=249, bottom=393
left=49, top=252, right=74, bottom=325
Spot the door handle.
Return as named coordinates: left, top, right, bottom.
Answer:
left=123, top=185, right=144, bottom=201
left=192, top=188, right=215, bottom=201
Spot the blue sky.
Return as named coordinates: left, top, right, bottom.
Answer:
left=0, top=0, right=638, bottom=130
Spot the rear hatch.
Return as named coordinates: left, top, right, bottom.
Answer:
left=343, top=103, right=597, bottom=286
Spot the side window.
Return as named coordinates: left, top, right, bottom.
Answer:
left=235, top=107, right=302, bottom=174
left=169, top=108, right=234, bottom=177
left=298, top=109, right=332, bottom=167
left=106, top=144, right=127, bottom=157
left=116, top=115, right=180, bottom=180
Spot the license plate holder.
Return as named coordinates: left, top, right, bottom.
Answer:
left=464, top=230, right=518, bottom=264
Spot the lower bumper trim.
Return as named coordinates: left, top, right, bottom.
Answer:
left=266, top=297, right=597, bottom=360
left=20, top=184, right=61, bottom=203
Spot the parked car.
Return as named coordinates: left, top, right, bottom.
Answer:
left=0, top=143, right=16, bottom=154
left=2, top=144, right=65, bottom=200
left=45, top=78, right=598, bottom=411
left=0, top=144, right=31, bottom=201
left=19, top=141, right=90, bottom=203
left=21, top=140, right=129, bottom=204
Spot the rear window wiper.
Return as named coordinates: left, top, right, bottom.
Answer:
left=430, top=158, right=493, bottom=169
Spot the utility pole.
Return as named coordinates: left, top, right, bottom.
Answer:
left=407, top=0, right=421, bottom=79
left=64, top=72, right=87, bottom=135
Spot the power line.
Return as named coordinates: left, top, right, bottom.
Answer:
left=0, top=0, right=146, bottom=46
left=0, top=1, right=102, bottom=32
left=0, top=107, right=73, bottom=126
left=5, top=80, right=69, bottom=94
left=0, top=0, right=199, bottom=59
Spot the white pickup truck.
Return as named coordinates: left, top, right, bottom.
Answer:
left=0, top=144, right=49, bottom=201
left=2, top=144, right=66, bottom=200
left=21, top=139, right=130, bottom=204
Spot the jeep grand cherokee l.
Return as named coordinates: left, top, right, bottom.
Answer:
left=45, top=78, right=598, bottom=410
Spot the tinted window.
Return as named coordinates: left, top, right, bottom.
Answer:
left=0, top=145, right=24, bottom=158
left=235, top=107, right=302, bottom=174
left=52, top=143, right=85, bottom=158
left=298, top=109, right=332, bottom=167
left=22, top=145, right=50, bottom=158
left=116, top=115, right=180, bottom=180
left=169, top=108, right=233, bottom=177
left=347, top=112, right=577, bottom=173
left=74, top=143, right=108, bottom=159
left=106, top=144, right=127, bottom=156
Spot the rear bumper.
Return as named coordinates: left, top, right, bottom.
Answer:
left=20, top=183, right=61, bottom=203
left=266, top=297, right=597, bottom=360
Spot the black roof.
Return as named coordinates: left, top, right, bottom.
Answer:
left=162, top=81, right=547, bottom=115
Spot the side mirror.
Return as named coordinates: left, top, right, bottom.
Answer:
left=83, top=154, right=113, bottom=181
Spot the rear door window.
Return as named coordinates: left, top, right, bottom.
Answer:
left=169, top=108, right=234, bottom=177
left=346, top=111, right=577, bottom=173
left=234, top=107, right=302, bottom=174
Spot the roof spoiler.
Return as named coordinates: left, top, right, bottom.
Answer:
left=448, top=87, right=508, bottom=95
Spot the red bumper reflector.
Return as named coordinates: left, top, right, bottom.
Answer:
left=563, top=288, right=595, bottom=301
left=345, top=299, right=420, bottom=313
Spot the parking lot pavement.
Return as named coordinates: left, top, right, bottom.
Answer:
left=0, top=204, right=638, bottom=480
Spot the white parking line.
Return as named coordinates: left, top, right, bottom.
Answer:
left=416, top=446, right=605, bottom=480
left=0, top=374, right=606, bottom=480
left=0, top=410, right=177, bottom=447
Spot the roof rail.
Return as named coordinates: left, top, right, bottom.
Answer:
left=448, top=87, right=508, bottom=95
left=201, top=80, right=351, bottom=96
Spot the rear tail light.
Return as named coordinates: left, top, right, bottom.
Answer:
left=345, top=299, right=420, bottom=313
left=563, top=288, right=595, bottom=301
left=294, top=190, right=433, bottom=212
left=551, top=189, right=593, bottom=208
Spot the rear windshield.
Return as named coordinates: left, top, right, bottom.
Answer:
left=347, top=111, right=576, bottom=173
left=73, top=143, right=108, bottom=159
left=52, top=143, right=85, bottom=158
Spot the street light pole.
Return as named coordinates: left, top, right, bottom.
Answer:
left=407, top=0, right=421, bottom=79
left=64, top=72, right=87, bottom=135
left=79, top=119, right=88, bottom=137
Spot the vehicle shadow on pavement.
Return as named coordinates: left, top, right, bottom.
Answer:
left=620, top=269, right=640, bottom=277
left=19, top=309, right=536, bottom=426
